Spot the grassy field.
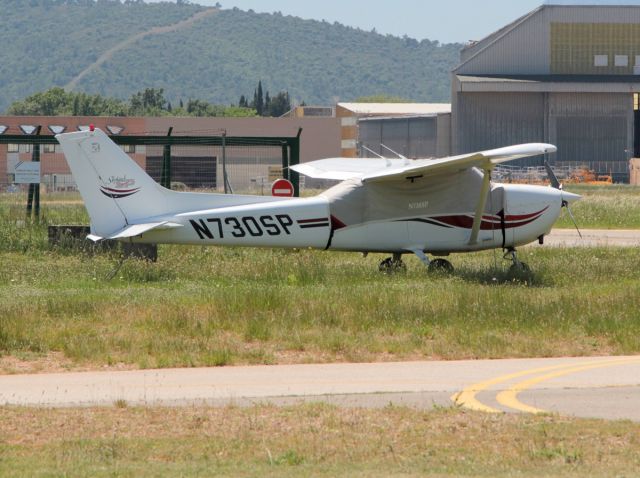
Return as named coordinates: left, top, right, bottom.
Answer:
left=1, top=244, right=639, bottom=372
left=1, top=185, right=640, bottom=372
left=1, top=186, right=639, bottom=476
left=554, top=184, right=640, bottom=229
left=1, top=404, right=639, bottom=477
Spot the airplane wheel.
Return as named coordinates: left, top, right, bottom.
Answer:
left=379, top=257, right=406, bottom=273
left=509, top=262, right=531, bottom=273
left=428, top=259, right=454, bottom=274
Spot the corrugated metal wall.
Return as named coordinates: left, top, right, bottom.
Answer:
left=454, top=91, right=633, bottom=178
left=457, top=92, right=546, bottom=166
left=456, top=6, right=640, bottom=76
left=549, top=93, right=632, bottom=179
left=358, top=117, right=440, bottom=159
left=455, top=7, right=550, bottom=75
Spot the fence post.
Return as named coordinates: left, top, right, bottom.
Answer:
left=281, top=141, right=289, bottom=180
left=26, top=126, right=42, bottom=220
left=222, top=131, right=232, bottom=193
left=161, top=127, right=173, bottom=189
left=288, top=128, right=302, bottom=197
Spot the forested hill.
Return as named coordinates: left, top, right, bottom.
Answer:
left=0, top=0, right=462, bottom=113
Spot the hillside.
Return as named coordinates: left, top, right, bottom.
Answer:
left=0, top=0, right=462, bottom=112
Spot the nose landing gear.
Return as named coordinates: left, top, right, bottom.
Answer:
left=505, top=247, right=530, bottom=273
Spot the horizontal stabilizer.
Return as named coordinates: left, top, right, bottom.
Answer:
left=87, top=221, right=182, bottom=241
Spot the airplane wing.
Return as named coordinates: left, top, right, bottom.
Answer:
left=290, top=157, right=408, bottom=180
left=290, top=144, right=556, bottom=183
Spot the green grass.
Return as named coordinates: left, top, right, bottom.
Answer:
left=1, top=185, right=640, bottom=370
left=554, top=185, right=640, bottom=229
left=0, top=404, right=639, bottom=477
left=0, top=244, right=639, bottom=370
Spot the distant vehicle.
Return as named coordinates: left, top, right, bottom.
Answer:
left=56, top=128, right=580, bottom=272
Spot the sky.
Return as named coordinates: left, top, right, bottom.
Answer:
left=146, top=0, right=638, bottom=44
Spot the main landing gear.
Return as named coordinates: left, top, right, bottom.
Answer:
left=378, top=251, right=454, bottom=274
left=379, top=252, right=406, bottom=273
left=504, top=247, right=530, bottom=273
left=428, top=258, right=454, bottom=273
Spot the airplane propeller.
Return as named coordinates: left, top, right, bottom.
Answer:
left=544, top=160, right=582, bottom=238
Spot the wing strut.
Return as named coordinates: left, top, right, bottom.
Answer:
left=468, top=168, right=492, bottom=246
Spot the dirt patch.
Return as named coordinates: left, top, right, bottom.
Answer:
left=0, top=353, right=136, bottom=375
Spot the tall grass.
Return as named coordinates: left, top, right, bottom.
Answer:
left=0, top=244, right=638, bottom=369
left=554, top=185, right=640, bottom=229
left=1, top=185, right=639, bottom=370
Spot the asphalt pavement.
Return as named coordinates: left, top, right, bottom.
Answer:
left=543, top=228, right=640, bottom=247
left=1, top=356, right=639, bottom=421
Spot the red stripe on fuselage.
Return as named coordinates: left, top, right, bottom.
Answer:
left=431, top=206, right=548, bottom=230
left=101, top=186, right=140, bottom=194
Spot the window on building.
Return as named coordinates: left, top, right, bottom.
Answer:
left=121, top=144, right=136, bottom=154
left=594, top=55, right=608, bottom=67
left=22, top=144, right=31, bottom=153
left=7, top=144, right=18, bottom=153
left=635, top=93, right=639, bottom=111
left=43, top=144, right=56, bottom=153
left=615, top=55, right=629, bottom=67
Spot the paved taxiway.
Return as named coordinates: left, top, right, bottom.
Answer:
left=544, top=228, right=640, bottom=247
left=1, top=356, right=639, bottom=421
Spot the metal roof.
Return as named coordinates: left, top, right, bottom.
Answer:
left=337, top=103, right=451, bottom=116
left=456, top=74, right=640, bottom=93
left=358, top=114, right=442, bottom=122
left=458, top=74, right=640, bottom=83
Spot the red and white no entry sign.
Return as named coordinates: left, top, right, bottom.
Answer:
left=271, top=178, right=294, bottom=197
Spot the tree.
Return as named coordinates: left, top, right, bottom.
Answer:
left=255, top=80, right=264, bottom=116
left=128, top=88, right=168, bottom=115
left=6, top=87, right=128, bottom=116
left=264, top=91, right=270, bottom=115
left=7, top=88, right=257, bottom=118
left=266, top=91, right=291, bottom=117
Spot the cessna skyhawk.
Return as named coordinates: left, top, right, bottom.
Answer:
left=56, top=128, right=580, bottom=272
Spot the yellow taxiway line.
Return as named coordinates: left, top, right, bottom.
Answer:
left=496, top=357, right=640, bottom=414
left=452, top=357, right=640, bottom=414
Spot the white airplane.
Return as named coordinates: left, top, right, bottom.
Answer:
left=56, top=127, right=580, bottom=272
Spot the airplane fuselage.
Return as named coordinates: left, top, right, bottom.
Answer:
left=130, top=182, right=564, bottom=255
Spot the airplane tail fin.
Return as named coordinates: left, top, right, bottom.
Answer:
left=56, top=128, right=172, bottom=239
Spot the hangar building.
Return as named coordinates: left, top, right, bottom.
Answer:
left=451, top=3, right=640, bottom=182
left=335, top=103, right=451, bottom=159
